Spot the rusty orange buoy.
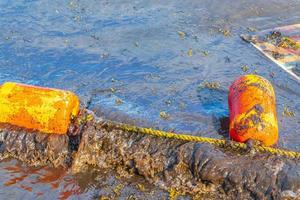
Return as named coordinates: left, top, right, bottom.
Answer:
left=0, top=82, right=80, bottom=134
left=228, top=75, right=278, bottom=146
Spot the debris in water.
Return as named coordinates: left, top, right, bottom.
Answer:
left=178, top=31, right=186, bottom=39
left=187, top=48, right=193, bottom=57
left=199, top=81, right=221, bottom=90
left=165, top=100, right=172, bottom=106
left=241, top=65, right=249, bottom=72
left=110, top=88, right=116, bottom=93
left=241, top=24, right=300, bottom=81
left=73, top=16, right=81, bottom=22
left=282, top=105, right=295, bottom=117
left=68, top=1, right=77, bottom=8
left=134, top=42, right=139, bottom=47
left=115, top=98, right=123, bottom=105
left=159, top=111, right=170, bottom=120
left=219, top=28, right=231, bottom=37
left=201, top=50, right=209, bottom=57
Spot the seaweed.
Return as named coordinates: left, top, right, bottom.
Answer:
left=187, top=48, right=193, bottom=57
left=177, top=31, right=186, bottom=39
left=198, top=81, right=221, bottom=90
left=159, top=111, right=170, bottom=120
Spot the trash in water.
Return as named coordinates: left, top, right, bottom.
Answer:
left=241, top=24, right=300, bottom=81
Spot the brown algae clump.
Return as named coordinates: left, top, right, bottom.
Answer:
left=115, top=98, right=124, bottom=105
left=159, top=111, right=170, bottom=120
left=198, top=81, right=221, bottom=90
left=177, top=31, right=186, bottom=39
left=218, top=28, right=231, bottom=37
left=241, top=65, right=249, bottom=72
left=187, top=48, right=193, bottom=57
left=201, top=50, right=209, bottom=57
left=282, top=105, right=296, bottom=117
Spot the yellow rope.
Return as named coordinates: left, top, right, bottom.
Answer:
left=106, top=122, right=300, bottom=159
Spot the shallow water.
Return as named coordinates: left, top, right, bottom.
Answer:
left=1, top=0, right=300, bottom=198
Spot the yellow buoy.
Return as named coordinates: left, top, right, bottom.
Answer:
left=0, top=82, right=80, bottom=134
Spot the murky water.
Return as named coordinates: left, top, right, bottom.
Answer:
left=1, top=0, right=300, bottom=198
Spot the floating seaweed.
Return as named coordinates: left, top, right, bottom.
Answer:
left=241, top=65, right=249, bottom=72
left=159, top=111, right=170, bottom=120
left=198, top=81, right=221, bottom=90
left=115, top=98, right=124, bottom=105
left=187, top=48, right=193, bottom=57
left=282, top=105, right=296, bottom=117
left=218, top=28, right=231, bottom=37
left=177, top=31, right=186, bottom=39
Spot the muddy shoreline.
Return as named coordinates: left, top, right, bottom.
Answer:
left=0, top=112, right=299, bottom=199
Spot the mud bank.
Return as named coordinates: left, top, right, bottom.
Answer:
left=72, top=119, right=300, bottom=199
left=1, top=116, right=300, bottom=199
left=0, top=124, right=71, bottom=168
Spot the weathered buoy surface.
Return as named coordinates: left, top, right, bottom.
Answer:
left=228, top=75, right=278, bottom=146
left=0, top=82, right=80, bottom=134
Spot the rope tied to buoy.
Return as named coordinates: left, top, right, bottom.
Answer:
left=106, top=121, right=300, bottom=159
left=1, top=81, right=300, bottom=159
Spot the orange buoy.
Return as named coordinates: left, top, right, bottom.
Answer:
left=0, top=82, right=80, bottom=134
left=228, top=75, right=278, bottom=146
